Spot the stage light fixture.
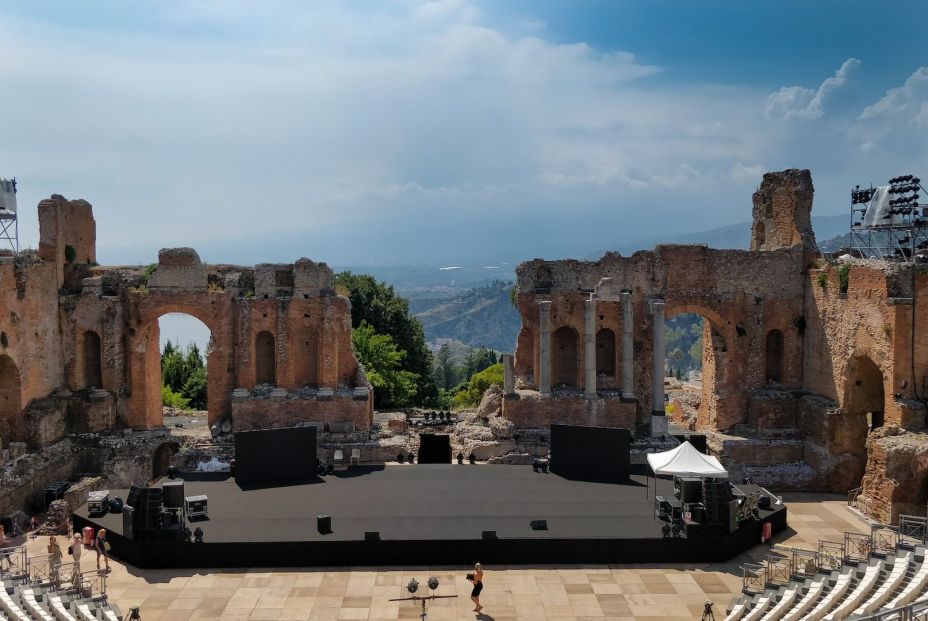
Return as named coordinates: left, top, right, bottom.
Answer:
left=407, top=579, right=419, bottom=594
left=427, top=577, right=439, bottom=591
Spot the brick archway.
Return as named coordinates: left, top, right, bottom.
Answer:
left=663, top=301, right=740, bottom=430
left=127, top=292, right=234, bottom=429
left=841, top=355, right=883, bottom=488
left=552, top=326, right=579, bottom=389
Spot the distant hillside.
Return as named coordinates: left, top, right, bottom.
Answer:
left=413, top=281, right=520, bottom=352
left=587, top=214, right=850, bottom=257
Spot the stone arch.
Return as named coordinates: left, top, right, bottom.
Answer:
left=664, top=302, right=736, bottom=428
left=0, top=355, right=22, bottom=445
left=151, top=441, right=180, bottom=480
left=552, top=326, right=579, bottom=388
left=844, top=355, right=885, bottom=432
left=841, top=355, right=883, bottom=488
left=596, top=328, right=616, bottom=377
left=127, top=295, right=232, bottom=429
left=83, top=330, right=103, bottom=389
left=514, top=327, right=534, bottom=384
left=765, top=329, right=784, bottom=384
left=255, top=330, right=276, bottom=385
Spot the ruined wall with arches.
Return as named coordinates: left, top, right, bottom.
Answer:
left=507, top=168, right=928, bottom=521
left=0, top=196, right=372, bottom=460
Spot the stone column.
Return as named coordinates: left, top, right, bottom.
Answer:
left=539, top=300, right=552, bottom=396
left=584, top=296, right=597, bottom=398
left=649, top=299, right=668, bottom=436
left=620, top=292, right=634, bottom=400
left=502, top=353, right=515, bottom=396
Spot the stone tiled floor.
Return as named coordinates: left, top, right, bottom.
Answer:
left=19, top=493, right=869, bottom=620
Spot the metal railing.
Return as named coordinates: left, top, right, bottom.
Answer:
left=846, top=531, right=873, bottom=563
left=818, top=540, right=845, bottom=571
left=26, top=553, right=55, bottom=585
left=0, top=545, right=27, bottom=579
left=898, top=515, right=928, bottom=548
left=872, top=524, right=898, bottom=556
left=765, top=554, right=792, bottom=587
left=77, top=569, right=108, bottom=602
left=742, top=563, right=766, bottom=594
left=791, top=547, right=819, bottom=578
left=849, top=486, right=863, bottom=506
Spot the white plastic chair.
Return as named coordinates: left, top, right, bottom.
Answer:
left=333, top=449, right=344, bottom=463
left=350, top=448, right=361, bottom=465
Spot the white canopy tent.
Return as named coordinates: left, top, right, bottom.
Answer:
left=645, top=441, right=728, bottom=498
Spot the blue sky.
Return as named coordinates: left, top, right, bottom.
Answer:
left=0, top=0, right=926, bottom=266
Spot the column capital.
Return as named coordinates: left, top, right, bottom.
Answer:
left=584, top=296, right=596, bottom=310
left=648, top=299, right=665, bottom=316
left=538, top=299, right=552, bottom=312
left=619, top=291, right=632, bottom=303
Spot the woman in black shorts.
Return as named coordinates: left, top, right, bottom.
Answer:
left=468, top=562, right=484, bottom=613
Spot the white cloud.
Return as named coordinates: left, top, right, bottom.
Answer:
left=0, top=4, right=921, bottom=264
left=766, top=58, right=860, bottom=120
left=860, top=67, right=928, bottom=122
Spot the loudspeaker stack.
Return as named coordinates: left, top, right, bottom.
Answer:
left=133, top=487, right=164, bottom=541
left=702, top=479, right=734, bottom=525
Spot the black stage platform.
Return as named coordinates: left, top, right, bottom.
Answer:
left=73, top=465, right=786, bottom=569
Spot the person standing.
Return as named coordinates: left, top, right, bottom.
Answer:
left=95, top=529, right=110, bottom=572
left=467, top=562, right=484, bottom=613
left=48, top=535, right=62, bottom=583
left=68, top=533, right=83, bottom=563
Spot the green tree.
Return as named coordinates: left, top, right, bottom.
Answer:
left=182, top=366, right=208, bottom=410
left=433, top=343, right=458, bottom=390
left=452, top=363, right=504, bottom=409
left=352, top=321, right=419, bottom=407
left=335, top=271, right=437, bottom=405
left=160, top=341, right=208, bottom=410
left=463, top=348, right=498, bottom=378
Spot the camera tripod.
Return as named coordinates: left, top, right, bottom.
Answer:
left=701, top=600, right=715, bottom=620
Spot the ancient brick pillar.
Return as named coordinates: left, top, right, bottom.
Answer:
left=539, top=300, right=551, bottom=396
left=584, top=296, right=597, bottom=398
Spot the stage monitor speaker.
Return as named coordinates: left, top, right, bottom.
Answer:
left=676, top=477, right=703, bottom=504
left=162, top=481, right=185, bottom=508
left=127, top=485, right=141, bottom=508
left=482, top=530, right=497, bottom=540
left=549, top=424, right=630, bottom=483
left=317, top=515, right=332, bottom=535
left=122, top=506, right=135, bottom=541
left=728, top=500, right=740, bottom=534
left=530, top=520, right=548, bottom=531
left=364, top=531, right=380, bottom=542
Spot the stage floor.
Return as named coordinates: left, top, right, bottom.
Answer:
left=78, top=465, right=675, bottom=542
left=73, top=465, right=787, bottom=568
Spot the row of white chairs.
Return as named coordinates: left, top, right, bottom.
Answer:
left=727, top=547, right=928, bottom=621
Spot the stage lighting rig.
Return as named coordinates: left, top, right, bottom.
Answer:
left=391, top=576, right=457, bottom=620
left=849, top=172, right=928, bottom=262
left=852, top=185, right=876, bottom=204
